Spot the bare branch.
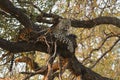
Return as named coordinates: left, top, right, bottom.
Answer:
left=82, top=34, right=120, bottom=63
left=0, top=10, right=11, bottom=17
left=71, top=17, right=120, bottom=28
left=0, top=38, right=47, bottom=53
left=90, top=38, right=120, bottom=68
left=0, top=0, right=119, bottom=80
left=0, top=0, right=33, bottom=29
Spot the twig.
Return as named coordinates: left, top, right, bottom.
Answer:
left=0, top=51, right=11, bottom=66
left=82, top=34, right=120, bottom=63
left=0, top=51, right=10, bottom=60
left=90, top=38, right=120, bottom=69
left=22, top=66, right=47, bottom=80
left=0, top=10, right=11, bottom=17
left=58, top=56, right=62, bottom=80
left=17, top=0, right=61, bottom=18
left=9, top=53, right=14, bottom=72
left=44, top=36, right=51, bottom=54
left=44, top=41, right=57, bottom=80
left=38, top=36, right=51, bottom=54
left=17, top=0, right=42, bottom=13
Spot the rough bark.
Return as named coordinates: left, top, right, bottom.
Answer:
left=0, top=0, right=119, bottom=80
left=0, top=37, right=113, bottom=80
left=71, top=17, right=120, bottom=28
left=0, top=0, right=120, bottom=29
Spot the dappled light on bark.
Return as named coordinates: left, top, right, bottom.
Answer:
left=0, top=0, right=120, bottom=80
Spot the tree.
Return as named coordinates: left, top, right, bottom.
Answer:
left=0, top=0, right=120, bottom=80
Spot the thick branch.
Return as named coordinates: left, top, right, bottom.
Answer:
left=71, top=17, right=120, bottom=28
left=0, top=38, right=47, bottom=53
left=0, top=0, right=33, bottom=29
left=0, top=0, right=118, bottom=80
left=68, top=56, right=112, bottom=80
left=0, top=0, right=120, bottom=29
left=0, top=38, right=112, bottom=80
left=20, top=56, right=112, bottom=80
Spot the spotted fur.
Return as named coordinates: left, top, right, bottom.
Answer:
left=52, top=19, right=74, bottom=53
